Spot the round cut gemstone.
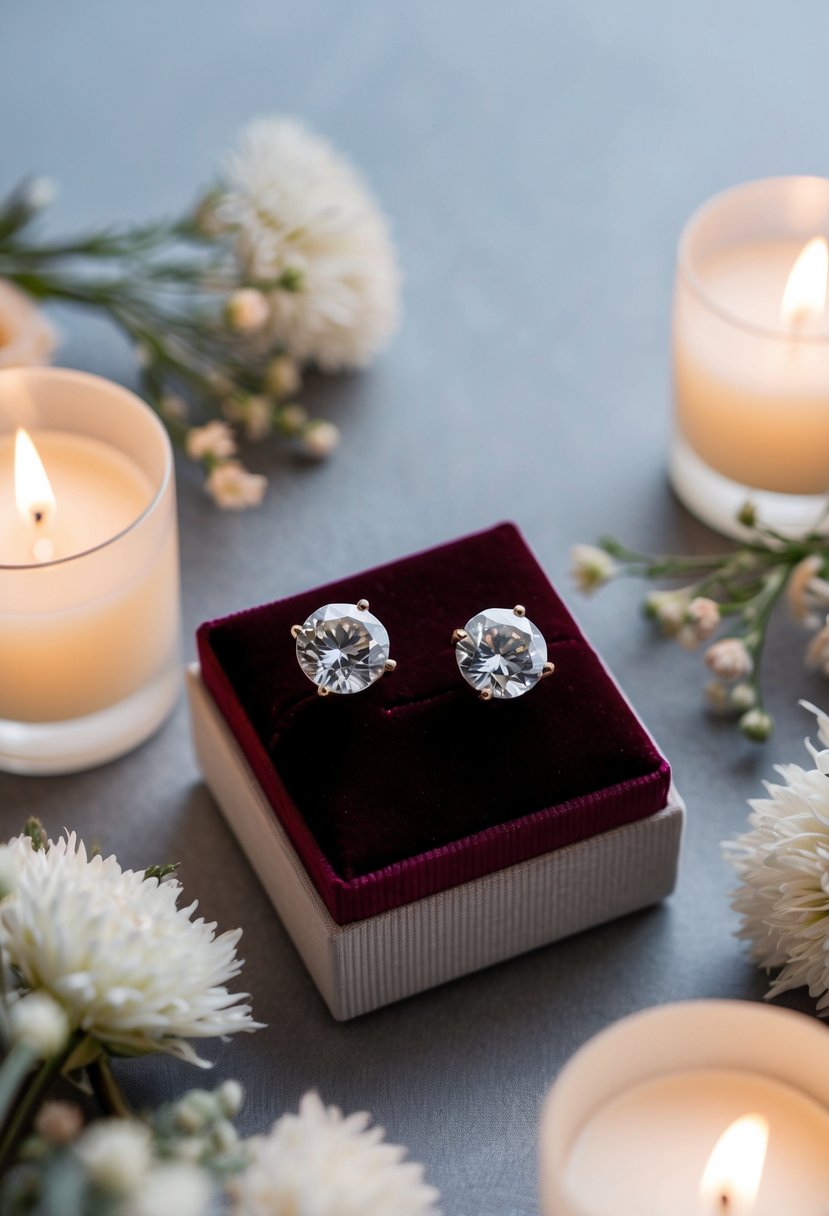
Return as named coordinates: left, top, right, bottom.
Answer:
left=455, top=607, right=547, bottom=700
left=295, top=602, right=391, bottom=695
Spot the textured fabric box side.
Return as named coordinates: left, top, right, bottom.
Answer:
left=187, top=666, right=684, bottom=1020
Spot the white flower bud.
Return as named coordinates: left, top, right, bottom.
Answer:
left=9, top=991, right=69, bottom=1058
left=159, top=393, right=188, bottom=423
left=225, top=288, right=270, bottom=332
left=34, top=1101, right=84, bottom=1146
left=215, top=1079, right=244, bottom=1119
left=75, top=1120, right=152, bottom=1194
left=739, top=708, right=773, bottom=743
left=243, top=395, right=273, bottom=441
left=265, top=355, right=302, bottom=399
left=730, top=682, right=757, bottom=712
left=570, top=544, right=618, bottom=595
left=278, top=402, right=309, bottom=435
left=704, top=638, right=753, bottom=681
left=299, top=419, right=341, bottom=460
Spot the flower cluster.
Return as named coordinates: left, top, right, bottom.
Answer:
left=0, top=824, right=440, bottom=1214
left=723, top=702, right=829, bottom=1013
left=570, top=507, right=829, bottom=741
left=0, top=117, right=400, bottom=508
left=1, top=1083, right=441, bottom=1216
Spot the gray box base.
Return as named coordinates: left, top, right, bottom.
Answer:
left=187, top=665, right=684, bottom=1020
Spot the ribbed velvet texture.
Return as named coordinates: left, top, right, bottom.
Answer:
left=197, top=523, right=671, bottom=924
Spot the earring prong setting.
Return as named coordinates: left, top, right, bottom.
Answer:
left=452, top=606, right=553, bottom=701
left=294, top=601, right=393, bottom=696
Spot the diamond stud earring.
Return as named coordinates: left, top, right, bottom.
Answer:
left=452, top=605, right=554, bottom=701
left=292, top=600, right=396, bottom=696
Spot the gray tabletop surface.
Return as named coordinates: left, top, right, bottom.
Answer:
left=3, top=3, right=829, bottom=1211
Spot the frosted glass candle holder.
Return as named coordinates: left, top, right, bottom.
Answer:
left=670, top=177, right=829, bottom=538
left=539, top=1001, right=829, bottom=1216
left=0, top=367, right=180, bottom=774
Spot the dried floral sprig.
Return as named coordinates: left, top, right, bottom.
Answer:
left=0, top=116, right=400, bottom=507
left=571, top=504, right=829, bottom=742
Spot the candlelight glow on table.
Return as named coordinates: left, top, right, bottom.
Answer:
left=670, top=176, right=829, bottom=538
left=0, top=367, right=180, bottom=774
left=538, top=1001, right=829, bottom=1216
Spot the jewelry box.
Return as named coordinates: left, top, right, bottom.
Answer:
left=187, top=523, right=684, bottom=1019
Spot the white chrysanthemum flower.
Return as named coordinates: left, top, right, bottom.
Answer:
left=570, top=544, right=618, bottom=595
left=723, top=702, right=829, bottom=1009
left=0, top=833, right=261, bottom=1065
left=205, top=461, right=267, bottom=511
left=0, top=279, right=57, bottom=369
left=228, top=1092, right=441, bottom=1216
left=185, top=421, right=237, bottom=462
left=219, top=118, right=400, bottom=371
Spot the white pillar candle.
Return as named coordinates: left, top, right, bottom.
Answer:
left=539, top=1001, right=829, bottom=1216
left=670, top=177, right=829, bottom=538
left=0, top=367, right=180, bottom=774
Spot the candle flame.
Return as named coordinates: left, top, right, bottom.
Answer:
left=14, top=428, right=56, bottom=527
left=699, top=1114, right=769, bottom=1215
left=781, top=236, right=829, bottom=328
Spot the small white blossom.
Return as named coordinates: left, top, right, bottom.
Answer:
left=75, top=1121, right=153, bottom=1194
left=570, top=544, right=618, bottom=595
left=704, top=638, right=753, bottom=681
left=676, top=596, right=720, bottom=651
left=220, top=118, right=400, bottom=370
left=645, top=589, right=689, bottom=636
left=126, top=1162, right=213, bottom=1216
left=9, top=991, right=69, bottom=1058
left=228, top=1092, right=440, bottom=1216
left=299, top=419, right=340, bottom=459
left=205, top=461, right=267, bottom=511
left=0, top=279, right=57, bottom=369
left=265, top=355, right=302, bottom=399
left=0, top=833, right=261, bottom=1065
left=226, top=288, right=270, bottom=332
left=730, top=682, right=757, bottom=712
left=185, top=421, right=237, bottom=462
left=222, top=395, right=273, bottom=441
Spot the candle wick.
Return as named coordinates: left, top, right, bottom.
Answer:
left=33, top=510, right=44, bottom=525
left=719, top=1194, right=730, bottom=1213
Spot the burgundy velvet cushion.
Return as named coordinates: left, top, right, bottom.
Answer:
left=197, top=523, right=671, bottom=924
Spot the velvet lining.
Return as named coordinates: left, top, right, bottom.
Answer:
left=197, top=523, right=671, bottom=924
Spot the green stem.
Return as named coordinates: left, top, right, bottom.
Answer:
left=88, top=1057, right=133, bottom=1119
left=743, top=565, right=790, bottom=710
left=0, top=1035, right=80, bottom=1170
left=0, top=1044, right=35, bottom=1127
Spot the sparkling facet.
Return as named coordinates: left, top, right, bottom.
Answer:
left=455, top=607, right=547, bottom=700
left=295, top=602, right=391, bottom=695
